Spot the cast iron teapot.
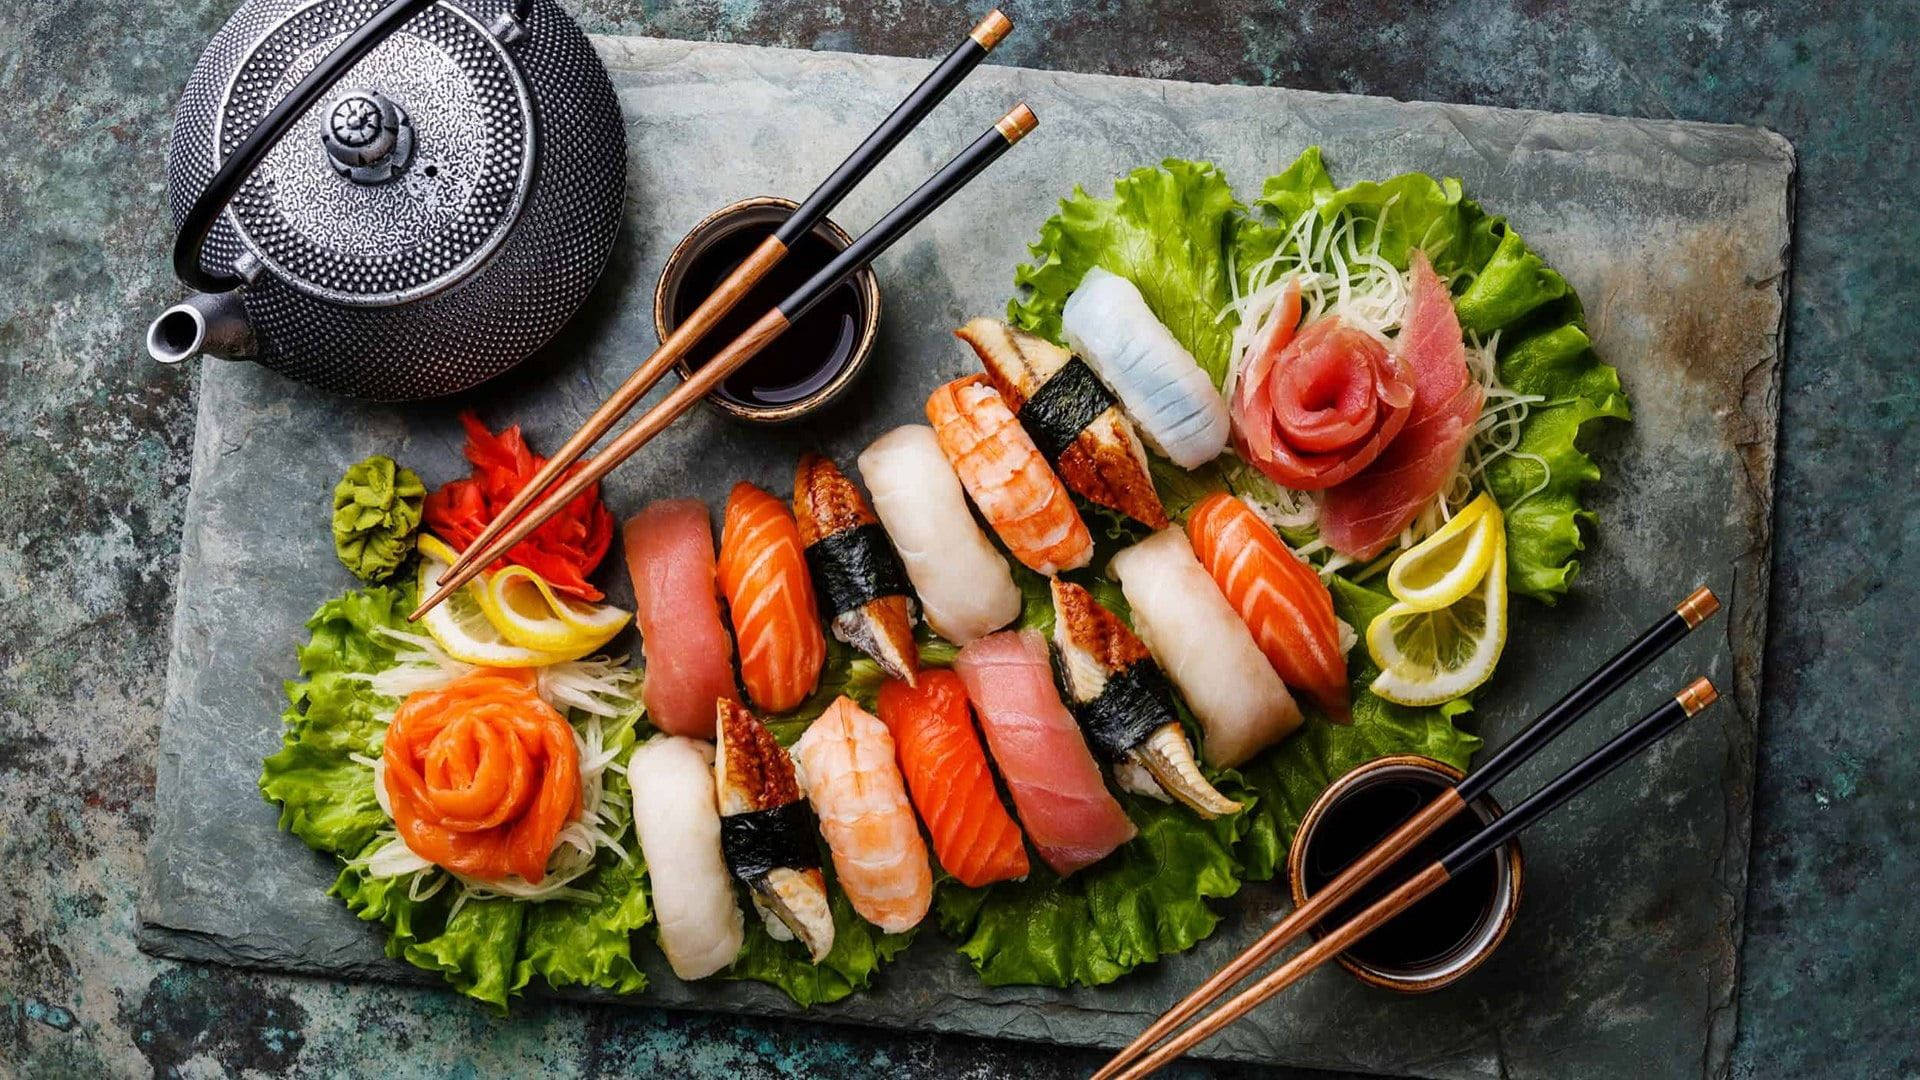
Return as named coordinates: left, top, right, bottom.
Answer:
left=147, top=0, right=626, bottom=399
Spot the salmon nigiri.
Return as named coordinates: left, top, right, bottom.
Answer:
left=623, top=499, right=739, bottom=738
left=792, top=696, right=934, bottom=933
left=1187, top=493, right=1350, bottom=724
left=718, top=482, right=828, bottom=713
left=953, top=630, right=1135, bottom=877
left=876, top=672, right=1029, bottom=887
left=926, top=375, right=1093, bottom=576
left=793, top=454, right=920, bottom=685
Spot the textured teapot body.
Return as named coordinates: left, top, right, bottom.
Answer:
left=152, top=0, right=625, bottom=400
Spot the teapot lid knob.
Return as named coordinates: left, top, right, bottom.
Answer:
left=321, top=91, right=414, bottom=183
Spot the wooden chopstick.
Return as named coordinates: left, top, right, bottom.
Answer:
left=412, top=104, right=1039, bottom=621
left=1112, top=678, right=1723, bottom=1079
left=444, top=8, right=1016, bottom=579
left=1093, top=586, right=1721, bottom=1080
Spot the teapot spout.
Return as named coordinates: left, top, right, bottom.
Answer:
left=147, top=291, right=256, bottom=363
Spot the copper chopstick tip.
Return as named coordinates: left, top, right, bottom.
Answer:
left=1676, top=585, right=1720, bottom=628
left=1676, top=677, right=1718, bottom=716
left=970, top=9, right=1014, bottom=49
left=996, top=103, right=1038, bottom=142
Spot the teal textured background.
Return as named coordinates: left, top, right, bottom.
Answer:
left=1, top=1, right=1912, bottom=1076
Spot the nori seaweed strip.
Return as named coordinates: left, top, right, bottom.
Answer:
left=804, top=523, right=913, bottom=618
left=721, top=802, right=823, bottom=882
left=1076, top=662, right=1181, bottom=763
left=1017, top=356, right=1115, bottom=463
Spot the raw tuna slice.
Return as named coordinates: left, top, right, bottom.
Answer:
left=623, top=499, right=740, bottom=738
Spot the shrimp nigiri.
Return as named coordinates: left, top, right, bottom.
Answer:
left=1187, top=493, right=1350, bottom=724
left=715, top=699, right=834, bottom=961
left=1061, top=267, right=1230, bottom=469
left=718, top=482, right=828, bottom=713
left=791, top=696, right=934, bottom=933
left=793, top=453, right=920, bottom=685
left=876, top=672, right=1030, bottom=887
left=926, top=375, right=1092, bottom=576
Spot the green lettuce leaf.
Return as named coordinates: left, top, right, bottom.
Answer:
left=403, top=897, right=525, bottom=1011
left=727, top=880, right=917, bottom=1007
left=1010, top=159, right=1244, bottom=382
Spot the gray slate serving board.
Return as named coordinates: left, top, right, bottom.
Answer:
left=140, top=35, right=1792, bottom=1079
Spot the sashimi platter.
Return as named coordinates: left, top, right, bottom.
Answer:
left=263, top=141, right=1623, bottom=1009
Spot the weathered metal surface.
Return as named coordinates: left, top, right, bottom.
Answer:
left=132, top=36, right=1790, bottom=1078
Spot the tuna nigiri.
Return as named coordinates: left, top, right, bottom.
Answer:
left=1322, top=251, right=1486, bottom=559
left=717, top=482, right=828, bottom=713
left=876, top=672, right=1029, bottom=887
left=1187, top=494, right=1351, bottom=724
left=926, top=375, right=1093, bottom=576
left=956, top=319, right=1168, bottom=529
left=857, top=425, right=1021, bottom=645
left=793, top=454, right=920, bottom=685
left=623, top=499, right=739, bottom=738
left=1061, top=267, right=1230, bottom=469
left=627, top=736, right=744, bottom=980
left=1049, top=579, right=1241, bottom=818
left=791, top=697, right=934, bottom=933
left=1109, top=529, right=1302, bottom=768
left=953, top=629, right=1136, bottom=877
left=715, top=699, right=834, bottom=962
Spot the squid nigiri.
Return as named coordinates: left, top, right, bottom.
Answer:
left=857, top=425, right=1020, bottom=645
left=1049, top=579, right=1241, bottom=818
left=956, top=318, right=1168, bottom=529
left=1109, top=529, right=1302, bottom=768
left=715, top=699, right=834, bottom=962
left=876, top=672, right=1030, bottom=887
left=623, top=499, right=739, bottom=738
left=791, top=697, right=934, bottom=933
left=1060, top=267, right=1230, bottom=469
left=1187, top=493, right=1351, bottom=724
left=953, top=629, right=1136, bottom=877
left=793, top=453, right=920, bottom=685
left=717, top=482, right=828, bottom=713
left=926, top=375, right=1092, bottom=576
left=626, top=736, right=744, bottom=980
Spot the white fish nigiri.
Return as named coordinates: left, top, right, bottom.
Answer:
left=626, top=736, right=744, bottom=980
left=1109, top=529, right=1303, bottom=767
left=857, top=425, right=1021, bottom=644
left=1062, top=267, right=1231, bottom=469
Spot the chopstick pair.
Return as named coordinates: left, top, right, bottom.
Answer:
left=412, top=9, right=1023, bottom=621
left=1095, top=586, right=1726, bottom=1079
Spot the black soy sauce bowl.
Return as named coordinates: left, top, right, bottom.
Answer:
left=652, top=196, right=882, bottom=425
left=1287, top=754, right=1525, bottom=993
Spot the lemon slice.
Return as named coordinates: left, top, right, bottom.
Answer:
left=415, top=541, right=574, bottom=668
left=478, top=565, right=630, bottom=655
left=1368, top=541, right=1508, bottom=706
left=1385, top=493, right=1500, bottom=610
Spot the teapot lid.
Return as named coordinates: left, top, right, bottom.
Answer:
left=215, top=0, right=534, bottom=305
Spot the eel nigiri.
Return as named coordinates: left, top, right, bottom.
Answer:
left=793, top=453, right=920, bottom=685
left=717, top=482, right=828, bottom=713
left=623, top=499, right=739, bottom=738
left=953, top=629, right=1136, bottom=877
left=876, top=672, right=1030, bottom=887
left=626, top=736, right=744, bottom=980
left=1187, top=493, right=1351, bottom=724
left=1060, top=267, right=1230, bottom=469
left=925, top=375, right=1093, bottom=576
left=715, top=699, right=834, bottom=962
left=956, top=319, right=1168, bottom=529
left=1109, top=529, right=1303, bottom=768
left=1049, top=579, right=1242, bottom=818
left=857, top=425, right=1021, bottom=645
left=791, top=696, right=934, bottom=933
left=1322, top=251, right=1486, bottom=559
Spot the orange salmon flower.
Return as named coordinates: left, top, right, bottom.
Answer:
left=382, top=669, right=581, bottom=883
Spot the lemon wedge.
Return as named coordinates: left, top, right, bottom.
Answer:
left=414, top=539, right=575, bottom=668
left=1385, top=493, right=1500, bottom=611
left=477, top=565, right=630, bottom=655
left=1368, top=530, right=1508, bottom=706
